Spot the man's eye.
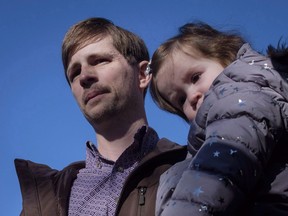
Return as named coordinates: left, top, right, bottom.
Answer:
left=191, top=73, right=201, bottom=84
left=69, top=68, right=81, bottom=83
left=91, top=58, right=109, bottom=66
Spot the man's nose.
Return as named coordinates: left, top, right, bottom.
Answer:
left=79, top=66, right=98, bottom=88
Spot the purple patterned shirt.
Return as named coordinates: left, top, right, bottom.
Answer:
left=68, top=126, right=159, bottom=216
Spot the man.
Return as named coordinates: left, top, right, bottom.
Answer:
left=15, top=17, right=187, bottom=216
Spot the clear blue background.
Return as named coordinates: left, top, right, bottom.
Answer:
left=1, top=0, right=287, bottom=214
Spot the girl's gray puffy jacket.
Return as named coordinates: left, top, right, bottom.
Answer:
left=156, top=44, right=288, bottom=215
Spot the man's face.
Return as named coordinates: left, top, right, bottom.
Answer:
left=66, top=36, right=142, bottom=126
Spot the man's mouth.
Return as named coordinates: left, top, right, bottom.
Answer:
left=83, top=88, right=109, bottom=104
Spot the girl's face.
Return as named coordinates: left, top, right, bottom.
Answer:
left=156, top=50, right=224, bottom=122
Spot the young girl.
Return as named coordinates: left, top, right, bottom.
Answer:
left=149, top=22, right=288, bottom=215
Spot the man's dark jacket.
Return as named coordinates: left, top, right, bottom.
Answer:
left=15, top=138, right=187, bottom=216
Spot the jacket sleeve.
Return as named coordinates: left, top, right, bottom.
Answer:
left=14, top=159, right=60, bottom=216
left=159, top=80, right=286, bottom=215
left=15, top=159, right=84, bottom=216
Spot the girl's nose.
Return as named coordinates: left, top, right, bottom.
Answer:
left=187, top=91, right=202, bottom=110
left=183, top=91, right=202, bottom=122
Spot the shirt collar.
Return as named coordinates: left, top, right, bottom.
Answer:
left=85, top=125, right=159, bottom=168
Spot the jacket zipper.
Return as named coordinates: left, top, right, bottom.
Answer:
left=138, top=186, right=147, bottom=216
left=138, top=187, right=147, bottom=206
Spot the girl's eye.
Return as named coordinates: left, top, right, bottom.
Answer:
left=191, top=73, right=201, bottom=84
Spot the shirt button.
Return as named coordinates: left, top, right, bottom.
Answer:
left=117, top=166, right=124, bottom=173
left=96, top=162, right=102, bottom=169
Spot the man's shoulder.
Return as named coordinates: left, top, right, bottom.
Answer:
left=156, top=138, right=187, bottom=152
left=143, top=138, right=187, bottom=164
left=14, top=159, right=85, bottom=215
left=14, top=158, right=85, bottom=179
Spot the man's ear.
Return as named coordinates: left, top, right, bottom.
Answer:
left=138, top=60, right=152, bottom=90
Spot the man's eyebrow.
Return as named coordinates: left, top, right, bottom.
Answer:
left=92, top=52, right=115, bottom=58
left=88, top=50, right=121, bottom=60
left=67, top=52, right=118, bottom=72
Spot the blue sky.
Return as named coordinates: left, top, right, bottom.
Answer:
left=1, top=0, right=287, bottom=214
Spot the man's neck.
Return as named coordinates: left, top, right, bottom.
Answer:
left=94, top=119, right=148, bottom=162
